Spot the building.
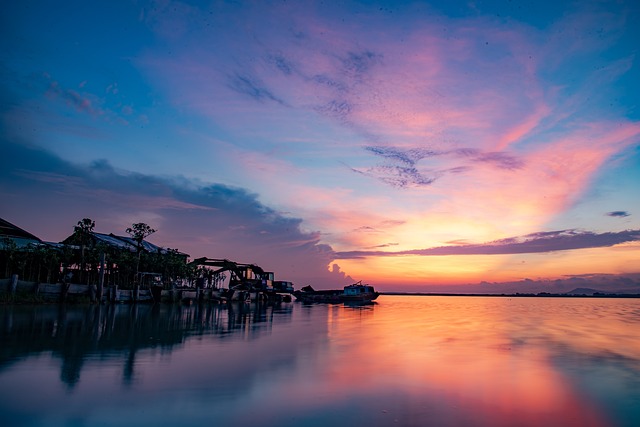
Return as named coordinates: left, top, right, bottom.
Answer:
left=0, top=217, right=43, bottom=249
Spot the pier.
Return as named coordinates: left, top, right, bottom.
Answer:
left=0, top=274, right=293, bottom=305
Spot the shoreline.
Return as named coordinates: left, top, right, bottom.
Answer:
left=380, top=292, right=640, bottom=298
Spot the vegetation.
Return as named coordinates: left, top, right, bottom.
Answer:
left=125, top=222, right=157, bottom=287
left=1, top=219, right=197, bottom=290
left=73, top=218, right=95, bottom=284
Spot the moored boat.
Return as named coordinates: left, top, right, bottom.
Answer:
left=293, top=281, right=379, bottom=304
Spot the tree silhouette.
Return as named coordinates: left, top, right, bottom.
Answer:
left=125, top=223, right=156, bottom=247
left=125, top=223, right=156, bottom=288
left=73, top=218, right=95, bottom=284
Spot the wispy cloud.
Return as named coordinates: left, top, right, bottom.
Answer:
left=46, top=80, right=99, bottom=116
left=340, top=50, right=382, bottom=83
left=607, top=211, right=630, bottom=218
left=37, top=73, right=141, bottom=126
left=365, top=242, right=399, bottom=249
left=357, top=145, right=524, bottom=188
left=335, top=229, right=640, bottom=259
left=228, top=72, right=287, bottom=106
left=365, top=146, right=439, bottom=165
left=267, top=54, right=295, bottom=76
left=460, top=150, right=524, bottom=170
left=314, top=99, right=353, bottom=122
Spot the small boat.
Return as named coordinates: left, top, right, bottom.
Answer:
left=293, top=281, right=379, bottom=304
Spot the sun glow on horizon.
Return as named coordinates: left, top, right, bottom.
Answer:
left=335, top=242, right=640, bottom=289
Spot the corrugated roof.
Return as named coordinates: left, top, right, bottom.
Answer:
left=93, top=233, right=138, bottom=251
left=111, top=234, right=163, bottom=253
left=94, top=232, right=189, bottom=257
left=1, top=220, right=189, bottom=257
left=0, top=218, right=42, bottom=241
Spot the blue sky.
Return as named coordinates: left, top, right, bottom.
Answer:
left=1, top=0, right=639, bottom=290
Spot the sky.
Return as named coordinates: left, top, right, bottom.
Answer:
left=1, top=0, right=639, bottom=292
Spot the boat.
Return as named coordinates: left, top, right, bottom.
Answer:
left=293, top=281, right=379, bottom=304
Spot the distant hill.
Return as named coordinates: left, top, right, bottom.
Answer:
left=565, top=288, right=603, bottom=296
left=565, top=287, right=640, bottom=296
left=380, top=273, right=640, bottom=295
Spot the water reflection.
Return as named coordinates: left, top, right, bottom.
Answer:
left=0, top=302, right=293, bottom=389
left=1, top=297, right=639, bottom=427
left=332, top=296, right=640, bottom=427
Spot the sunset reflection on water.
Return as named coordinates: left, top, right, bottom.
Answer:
left=310, top=296, right=640, bottom=426
left=0, top=297, right=638, bottom=427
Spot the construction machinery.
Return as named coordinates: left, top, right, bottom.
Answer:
left=189, top=258, right=293, bottom=302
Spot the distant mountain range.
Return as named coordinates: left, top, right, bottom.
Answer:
left=385, top=273, right=640, bottom=295
left=564, top=287, right=640, bottom=296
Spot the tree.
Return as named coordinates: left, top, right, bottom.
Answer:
left=125, top=223, right=156, bottom=247
left=125, top=223, right=156, bottom=288
left=41, top=245, right=61, bottom=284
left=73, top=218, right=95, bottom=284
left=74, top=218, right=95, bottom=238
left=1, top=237, right=19, bottom=278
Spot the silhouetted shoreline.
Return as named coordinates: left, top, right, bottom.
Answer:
left=381, top=292, right=640, bottom=298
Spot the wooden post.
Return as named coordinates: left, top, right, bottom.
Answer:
left=60, top=268, right=69, bottom=304
left=10, top=274, right=18, bottom=296
left=60, top=282, right=68, bottom=303
left=110, top=285, right=119, bottom=303
left=97, top=252, right=105, bottom=303
left=171, top=281, right=177, bottom=303
left=133, top=285, right=139, bottom=303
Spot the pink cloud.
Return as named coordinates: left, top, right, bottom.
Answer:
left=133, top=2, right=638, bottom=270
left=335, top=229, right=640, bottom=258
left=527, top=121, right=640, bottom=209
left=46, top=81, right=100, bottom=116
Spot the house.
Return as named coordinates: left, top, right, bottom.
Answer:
left=1, top=217, right=190, bottom=286
left=0, top=217, right=43, bottom=249
left=0, top=218, right=64, bottom=282
left=60, top=230, right=190, bottom=287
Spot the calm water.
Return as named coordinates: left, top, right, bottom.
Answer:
left=1, top=296, right=639, bottom=427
